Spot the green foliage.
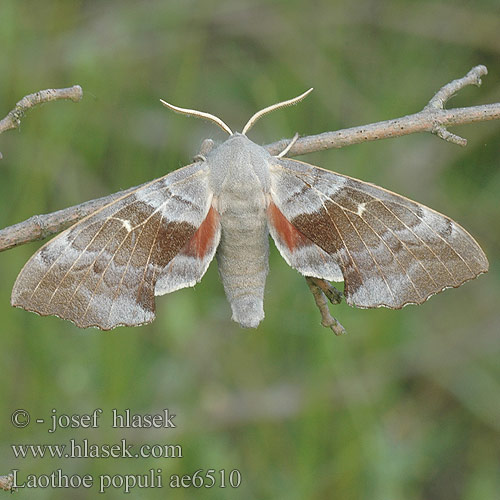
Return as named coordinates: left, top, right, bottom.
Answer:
left=0, top=1, right=499, bottom=498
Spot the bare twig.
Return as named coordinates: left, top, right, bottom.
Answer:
left=423, top=65, right=488, bottom=146
left=0, top=183, right=148, bottom=252
left=425, top=65, right=486, bottom=110
left=0, top=473, right=16, bottom=492
left=266, top=65, right=499, bottom=155
left=0, top=85, right=83, bottom=136
left=0, top=85, right=83, bottom=161
left=266, top=102, right=500, bottom=155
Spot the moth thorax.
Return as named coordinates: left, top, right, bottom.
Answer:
left=207, top=134, right=272, bottom=195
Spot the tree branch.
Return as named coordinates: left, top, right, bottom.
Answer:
left=1, top=66, right=499, bottom=254
left=0, top=85, right=83, bottom=158
left=267, top=65, right=498, bottom=155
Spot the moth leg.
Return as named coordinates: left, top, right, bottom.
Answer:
left=193, top=138, right=215, bottom=162
left=305, top=277, right=346, bottom=336
left=308, top=276, right=343, bottom=304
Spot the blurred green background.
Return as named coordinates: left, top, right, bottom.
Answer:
left=1, top=1, right=499, bottom=498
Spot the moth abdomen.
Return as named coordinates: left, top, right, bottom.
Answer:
left=216, top=207, right=269, bottom=328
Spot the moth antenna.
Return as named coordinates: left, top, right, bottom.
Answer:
left=277, top=132, right=300, bottom=158
left=242, top=88, right=313, bottom=135
left=160, top=99, right=233, bottom=135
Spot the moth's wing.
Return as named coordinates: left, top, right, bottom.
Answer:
left=155, top=201, right=220, bottom=295
left=11, top=162, right=220, bottom=329
left=268, top=157, right=488, bottom=309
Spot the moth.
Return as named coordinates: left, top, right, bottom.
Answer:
left=11, top=90, right=488, bottom=330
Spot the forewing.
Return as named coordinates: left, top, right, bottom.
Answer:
left=269, top=158, right=488, bottom=309
left=11, top=162, right=214, bottom=329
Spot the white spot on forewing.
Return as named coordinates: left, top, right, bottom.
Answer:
left=110, top=217, right=132, bottom=232
left=357, top=202, right=366, bottom=217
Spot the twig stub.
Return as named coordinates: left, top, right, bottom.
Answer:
left=423, top=65, right=489, bottom=146
left=0, top=85, right=83, bottom=135
left=425, top=65, right=487, bottom=111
